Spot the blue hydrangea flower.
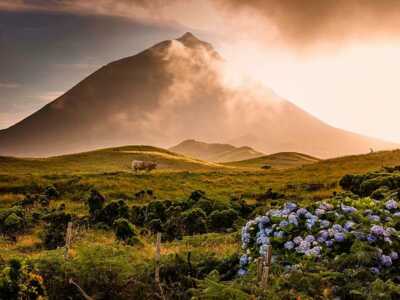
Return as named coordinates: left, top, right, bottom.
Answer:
left=371, top=225, right=386, bottom=236
left=325, top=240, right=334, bottom=247
left=285, top=202, right=298, bottom=212
left=284, top=241, right=295, bottom=250
left=288, top=214, right=299, bottom=226
left=393, top=212, right=400, bottom=217
left=385, top=199, right=398, bottom=210
left=368, top=215, right=381, bottom=222
left=279, top=220, right=289, bottom=228
left=239, top=255, right=249, bottom=267
left=343, top=221, right=355, bottom=231
left=370, top=267, right=380, bottom=274
left=341, top=204, right=357, bottom=214
left=238, top=268, right=247, bottom=276
left=332, top=224, right=343, bottom=232
left=296, top=208, right=308, bottom=217
left=296, top=241, right=311, bottom=253
left=274, top=231, right=285, bottom=238
left=319, top=203, right=334, bottom=211
left=367, top=234, right=377, bottom=244
left=256, top=234, right=270, bottom=245
left=259, top=244, right=269, bottom=256
left=390, top=251, right=399, bottom=261
left=319, top=220, right=330, bottom=229
left=264, top=227, right=274, bottom=236
left=315, top=209, right=325, bottom=216
left=380, top=255, right=392, bottom=267
left=293, top=236, right=303, bottom=245
left=334, top=232, right=345, bottom=242
left=305, top=235, right=315, bottom=243
left=305, top=246, right=321, bottom=257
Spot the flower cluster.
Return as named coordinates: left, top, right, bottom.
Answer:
left=239, top=197, right=400, bottom=276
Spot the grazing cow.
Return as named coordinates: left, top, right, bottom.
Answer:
left=132, top=160, right=157, bottom=173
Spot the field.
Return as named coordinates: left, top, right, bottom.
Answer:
left=1, top=147, right=400, bottom=299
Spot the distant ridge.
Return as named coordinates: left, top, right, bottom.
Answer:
left=0, top=145, right=226, bottom=175
left=169, top=139, right=264, bottom=162
left=224, top=152, right=320, bottom=169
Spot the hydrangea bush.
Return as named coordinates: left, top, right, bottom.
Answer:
left=239, top=197, right=400, bottom=276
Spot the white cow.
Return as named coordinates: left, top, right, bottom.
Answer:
left=131, top=160, right=157, bottom=173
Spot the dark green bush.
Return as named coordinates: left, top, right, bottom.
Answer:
left=44, top=185, right=59, bottom=199
left=209, top=209, right=239, bottom=231
left=41, top=211, right=71, bottom=249
left=370, top=187, right=390, bottom=200
left=87, top=189, right=106, bottom=216
left=96, top=200, right=129, bottom=226
left=113, top=218, right=140, bottom=245
left=148, top=218, right=163, bottom=233
left=181, top=208, right=207, bottom=235
left=189, top=190, right=206, bottom=202
left=147, top=200, right=166, bottom=222
left=3, top=213, right=24, bottom=239
left=194, top=198, right=214, bottom=215
left=130, top=205, right=146, bottom=226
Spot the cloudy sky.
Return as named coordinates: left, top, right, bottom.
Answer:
left=1, top=0, right=400, bottom=142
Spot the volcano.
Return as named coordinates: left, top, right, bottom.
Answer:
left=0, top=32, right=397, bottom=158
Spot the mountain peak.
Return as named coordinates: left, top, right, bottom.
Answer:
left=177, top=32, right=200, bottom=42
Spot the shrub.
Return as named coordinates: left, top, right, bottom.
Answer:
left=181, top=208, right=207, bottom=235
left=96, top=200, right=129, bottom=226
left=209, top=209, right=239, bottom=231
left=147, top=200, right=166, bottom=222
left=130, top=205, right=146, bottom=226
left=113, top=218, right=140, bottom=245
left=189, top=190, right=206, bottom=202
left=370, top=187, right=390, bottom=200
left=41, top=211, right=71, bottom=249
left=44, top=185, right=59, bottom=199
left=3, top=213, right=24, bottom=240
left=194, top=198, right=214, bottom=215
left=148, top=218, right=163, bottom=233
left=87, top=189, right=106, bottom=216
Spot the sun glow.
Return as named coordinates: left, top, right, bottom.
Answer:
left=218, top=40, right=400, bottom=142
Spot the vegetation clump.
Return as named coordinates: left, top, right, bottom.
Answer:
left=113, top=218, right=140, bottom=245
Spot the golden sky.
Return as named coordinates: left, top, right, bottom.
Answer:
left=1, top=0, right=400, bottom=142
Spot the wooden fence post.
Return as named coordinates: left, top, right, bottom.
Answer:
left=155, top=232, right=166, bottom=300
left=64, top=222, right=73, bottom=260
left=256, top=257, right=263, bottom=282
left=258, top=245, right=272, bottom=288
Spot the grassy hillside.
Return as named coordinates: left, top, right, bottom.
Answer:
left=169, top=139, right=264, bottom=162
left=224, top=152, right=320, bottom=169
left=1, top=147, right=400, bottom=299
left=0, top=145, right=225, bottom=175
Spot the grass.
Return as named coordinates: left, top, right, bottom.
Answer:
left=1, top=145, right=400, bottom=298
left=0, top=145, right=227, bottom=175
left=224, top=152, right=320, bottom=169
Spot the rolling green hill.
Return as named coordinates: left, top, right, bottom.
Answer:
left=224, top=152, right=320, bottom=169
left=0, top=145, right=225, bottom=175
left=169, top=139, right=264, bottom=162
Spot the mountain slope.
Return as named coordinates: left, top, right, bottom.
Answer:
left=169, top=139, right=264, bottom=162
left=0, top=32, right=397, bottom=158
left=0, top=145, right=225, bottom=175
left=224, top=152, right=320, bottom=169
